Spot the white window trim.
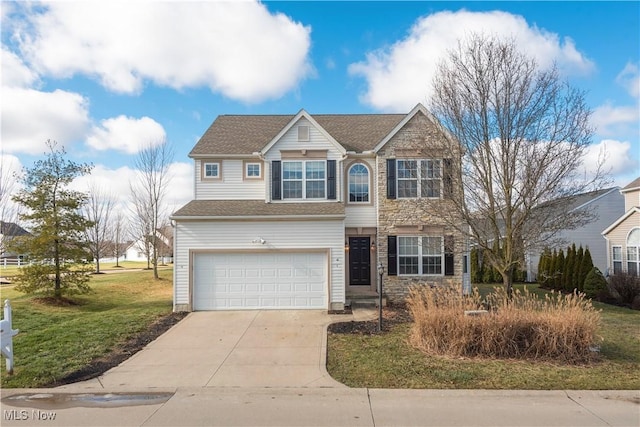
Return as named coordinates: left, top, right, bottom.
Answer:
left=282, top=160, right=327, bottom=200
left=612, top=245, right=623, bottom=274
left=396, top=159, right=442, bottom=199
left=626, top=227, right=640, bottom=275
left=397, top=236, right=444, bottom=276
left=243, top=161, right=262, bottom=180
left=202, top=161, right=221, bottom=180
left=348, top=163, right=370, bottom=204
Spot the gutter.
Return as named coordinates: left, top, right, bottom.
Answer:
left=170, top=214, right=346, bottom=221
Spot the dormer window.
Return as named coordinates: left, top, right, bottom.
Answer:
left=298, top=125, right=310, bottom=142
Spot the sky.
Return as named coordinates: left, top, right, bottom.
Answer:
left=1, top=0, right=639, bottom=217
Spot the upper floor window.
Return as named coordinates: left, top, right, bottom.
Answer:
left=282, top=160, right=325, bottom=199
left=627, top=228, right=640, bottom=276
left=203, top=162, right=220, bottom=179
left=396, top=159, right=441, bottom=198
left=348, top=164, right=369, bottom=203
left=244, top=162, right=262, bottom=179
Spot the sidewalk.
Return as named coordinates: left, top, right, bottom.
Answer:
left=1, top=387, right=638, bottom=426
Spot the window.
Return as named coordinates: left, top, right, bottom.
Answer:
left=203, top=162, right=220, bottom=179
left=282, top=161, right=326, bottom=199
left=398, top=236, right=443, bottom=275
left=612, top=246, right=623, bottom=275
left=348, top=164, right=369, bottom=203
left=627, top=228, right=640, bottom=276
left=244, top=162, right=262, bottom=179
left=397, top=159, right=441, bottom=198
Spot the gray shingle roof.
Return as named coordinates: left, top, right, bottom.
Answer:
left=172, top=200, right=345, bottom=218
left=189, top=113, right=406, bottom=156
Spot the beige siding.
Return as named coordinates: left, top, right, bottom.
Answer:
left=174, top=219, right=345, bottom=310
left=624, top=189, right=639, bottom=211
left=195, top=159, right=265, bottom=200
left=605, top=210, right=640, bottom=275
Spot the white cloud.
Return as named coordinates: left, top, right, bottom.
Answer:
left=349, top=9, right=594, bottom=111
left=616, top=62, right=640, bottom=98
left=86, top=116, right=166, bottom=154
left=1, top=48, right=39, bottom=88
left=581, top=139, right=638, bottom=177
left=591, top=103, right=639, bottom=137
left=15, top=1, right=312, bottom=103
left=1, top=87, right=90, bottom=154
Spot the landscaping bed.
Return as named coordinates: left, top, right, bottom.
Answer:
left=327, top=285, right=640, bottom=390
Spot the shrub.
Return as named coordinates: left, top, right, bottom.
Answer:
left=583, top=267, right=610, bottom=301
left=407, top=283, right=601, bottom=364
left=608, top=273, right=640, bottom=307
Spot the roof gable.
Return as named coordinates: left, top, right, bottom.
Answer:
left=373, top=103, right=457, bottom=153
left=259, top=110, right=346, bottom=156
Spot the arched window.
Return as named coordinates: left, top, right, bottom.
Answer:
left=627, top=228, right=640, bottom=276
left=348, top=164, right=369, bottom=203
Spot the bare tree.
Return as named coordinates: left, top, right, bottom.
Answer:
left=429, top=34, right=606, bottom=296
left=0, top=155, right=23, bottom=256
left=83, top=183, right=115, bottom=273
left=110, top=211, right=129, bottom=268
left=130, top=141, right=173, bottom=279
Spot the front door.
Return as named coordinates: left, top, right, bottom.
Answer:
left=349, top=237, right=371, bottom=285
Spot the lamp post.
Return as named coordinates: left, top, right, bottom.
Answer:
left=377, top=262, right=384, bottom=332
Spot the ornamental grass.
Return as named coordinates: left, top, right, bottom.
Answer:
left=407, top=284, right=601, bottom=364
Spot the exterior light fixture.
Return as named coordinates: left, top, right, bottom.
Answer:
left=370, top=240, right=376, bottom=251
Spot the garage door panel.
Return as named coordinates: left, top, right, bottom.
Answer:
left=193, top=252, right=327, bottom=310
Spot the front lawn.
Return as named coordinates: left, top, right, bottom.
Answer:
left=327, top=284, right=640, bottom=389
left=0, top=269, right=176, bottom=388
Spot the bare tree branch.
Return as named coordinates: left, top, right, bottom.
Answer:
left=428, top=34, right=608, bottom=296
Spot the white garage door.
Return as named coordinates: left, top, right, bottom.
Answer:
left=193, top=252, right=327, bottom=310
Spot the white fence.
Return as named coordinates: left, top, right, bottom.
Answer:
left=1, top=299, right=19, bottom=374
left=1, top=258, right=29, bottom=268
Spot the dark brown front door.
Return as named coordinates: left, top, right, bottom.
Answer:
left=349, top=237, right=371, bottom=285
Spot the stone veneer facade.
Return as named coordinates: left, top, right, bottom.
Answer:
left=376, top=112, right=465, bottom=302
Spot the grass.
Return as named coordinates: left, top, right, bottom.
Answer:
left=327, top=283, right=640, bottom=389
left=0, top=260, right=165, bottom=277
left=0, top=268, right=174, bottom=388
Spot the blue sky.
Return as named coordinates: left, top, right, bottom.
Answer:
left=1, top=1, right=639, bottom=214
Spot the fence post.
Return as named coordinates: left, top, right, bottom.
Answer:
left=1, top=299, right=19, bottom=374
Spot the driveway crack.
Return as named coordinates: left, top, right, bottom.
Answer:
left=367, top=388, right=376, bottom=427
left=564, top=391, right=611, bottom=426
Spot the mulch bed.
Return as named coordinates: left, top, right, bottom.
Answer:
left=46, top=311, right=188, bottom=387
left=328, top=304, right=412, bottom=335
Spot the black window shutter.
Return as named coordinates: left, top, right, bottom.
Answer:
left=388, top=235, right=398, bottom=276
left=443, top=158, right=453, bottom=199
left=271, top=160, right=281, bottom=200
left=327, top=160, right=336, bottom=200
left=444, top=235, right=454, bottom=276
left=386, top=159, right=396, bottom=199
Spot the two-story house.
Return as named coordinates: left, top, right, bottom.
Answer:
left=602, top=177, right=640, bottom=276
left=171, top=104, right=465, bottom=311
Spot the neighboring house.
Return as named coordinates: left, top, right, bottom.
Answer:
left=526, top=187, right=625, bottom=281
left=171, top=104, right=466, bottom=311
left=602, top=177, right=640, bottom=276
left=100, top=227, right=174, bottom=264
left=0, top=221, right=30, bottom=260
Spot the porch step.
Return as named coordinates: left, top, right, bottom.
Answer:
left=346, top=294, right=387, bottom=308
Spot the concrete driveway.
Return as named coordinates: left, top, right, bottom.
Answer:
left=59, top=310, right=365, bottom=390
